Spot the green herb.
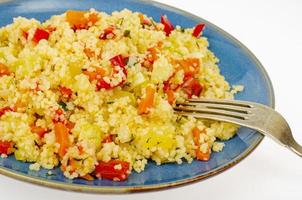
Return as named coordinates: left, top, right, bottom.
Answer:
left=180, top=28, right=185, bottom=33
left=119, top=18, right=124, bottom=26
left=107, top=101, right=114, bottom=104
left=123, top=30, right=131, bottom=37
left=58, top=101, right=68, bottom=111
left=46, top=172, right=56, bottom=177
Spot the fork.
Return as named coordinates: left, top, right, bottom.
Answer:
left=174, top=98, right=302, bottom=157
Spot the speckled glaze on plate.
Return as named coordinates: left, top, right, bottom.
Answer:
left=0, top=0, right=274, bottom=193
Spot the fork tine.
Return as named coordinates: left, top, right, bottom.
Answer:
left=176, top=102, right=251, bottom=114
left=188, top=98, right=253, bottom=108
left=174, top=105, right=248, bottom=120
left=174, top=111, right=246, bottom=125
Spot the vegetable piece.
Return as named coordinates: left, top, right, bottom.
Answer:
left=138, top=87, right=155, bottom=114
left=95, top=55, right=127, bottom=91
left=99, top=26, right=115, bottom=40
left=0, top=106, right=13, bottom=117
left=110, top=54, right=126, bottom=68
left=166, top=89, right=175, bottom=105
left=123, top=30, right=131, bottom=37
left=96, top=79, right=112, bottom=90
left=95, top=160, right=130, bottom=181
left=66, top=10, right=99, bottom=30
left=138, top=13, right=152, bottom=26
left=182, top=77, right=203, bottom=98
left=178, top=58, right=200, bottom=78
left=32, top=28, right=50, bottom=43
left=31, top=125, right=48, bottom=138
left=192, top=23, right=205, bottom=37
left=83, top=67, right=106, bottom=81
left=102, top=135, right=113, bottom=143
left=54, top=122, right=70, bottom=157
left=83, top=48, right=95, bottom=58
left=146, top=47, right=158, bottom=65
left=0, top=140, right=13, bottom=155
left=58, top=101, right=68, bottom=111
left=160, top=15, right=174, bottom=36
left=0, top=63, right=10, bottom=76
left=192, top=128, right=210, bottom=161
left=59, top=86, right=73, bottom=100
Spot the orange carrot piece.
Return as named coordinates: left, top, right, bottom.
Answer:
left=192, top=127, right=210, bottom=161
left=54, top=122, right=70, bottom=157
left=66, top=10, right=87, bottom=29
left=31, top=125, right=48, bottom=138
left=66, top=10, right=98, bottom=30
left=0, top=63, right=10, bottom=76
left=83, top=67, right=106, bottom=81
left=138, top=87, right=155, bottom=114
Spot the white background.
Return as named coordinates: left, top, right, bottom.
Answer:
left=1, top=0, right=302, bottom=199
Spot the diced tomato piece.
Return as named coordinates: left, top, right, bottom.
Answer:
left=32, top=28, right=50, bottom=43
left=138, top=87, right=155, bottom=114
left=59, top=86, right=73, bottom=99
left=99, top=26, right=115, bottom=40
left=95, top=160, right=130, bottom=181
left=192, top=23, right=205, bottom=37
left=0, top=63, right=10, bottom=77
left=160, top=15, right=174, bottom=36
left=31, top=125, right=48, bottom=138
left=0, top=106, right=13, bottom=117
left=0, top=140, right=13, bottom=155
left=54, top=122, right=70, bottom=157
left=182, top=77, right=203, bottom=98
left=102, top=135, right=114, bottom=143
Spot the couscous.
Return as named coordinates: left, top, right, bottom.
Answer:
left=0, top=9, right=243, bottom=181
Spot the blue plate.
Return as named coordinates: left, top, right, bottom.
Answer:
left=0, top=0, right=274, bottom=193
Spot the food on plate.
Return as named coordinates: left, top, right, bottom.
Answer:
left=0, top=9, right=243, bottom=181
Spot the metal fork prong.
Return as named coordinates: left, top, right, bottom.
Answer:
left=176, top=102, right=251, bottom=114
left=174, top=111, right=246, bottom=126
left=174, top=106, right=248, bottom=120
left=188, top=98, right=253, bottom=108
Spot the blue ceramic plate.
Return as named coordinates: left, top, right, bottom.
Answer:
left=0, top=0, right=274, bottom=193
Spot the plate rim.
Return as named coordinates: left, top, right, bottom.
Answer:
left=0, top=0, right=275, bottom=193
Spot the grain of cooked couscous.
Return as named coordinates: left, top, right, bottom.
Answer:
left=0, top=9, right=243, bottom=181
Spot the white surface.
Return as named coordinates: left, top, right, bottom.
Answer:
left=1, top=0, right=302, bottom=199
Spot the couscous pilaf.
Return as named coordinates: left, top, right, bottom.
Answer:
left=0, top=9, right=243, bottom=181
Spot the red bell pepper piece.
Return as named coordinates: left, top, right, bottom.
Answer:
left=32, top=28, right=50, bottom=43
left=95, top=160, right=130, bottom=181
left=0, top=106, right=13, bottom=117
left=99, top=26, right=115, bottom=40
left=160, top=15, right=174, bottom=36
left=0, top=140, right=13, bottom=155
left=192, top=23, right=205, bottom=37
left=182, top=77, right=203, bottom=98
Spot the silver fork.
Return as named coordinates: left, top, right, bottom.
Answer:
left=174, top=98, right=302, bottom=157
